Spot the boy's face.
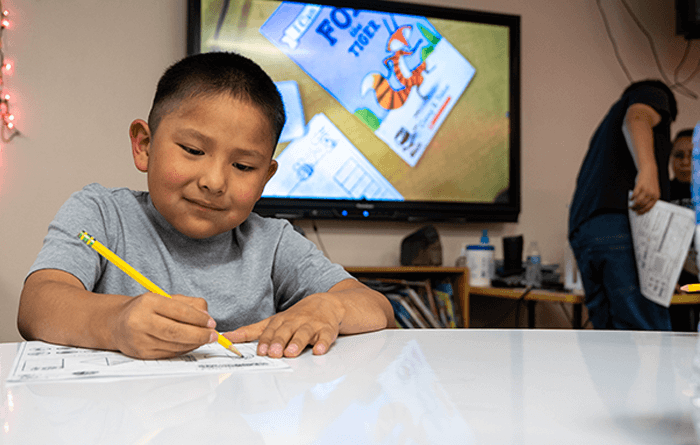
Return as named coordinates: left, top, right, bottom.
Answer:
left=130, top=94, right=278, bottom=239
left=672, top=136, right=692, bottom=184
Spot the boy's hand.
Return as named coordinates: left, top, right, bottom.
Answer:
left=113, top=293, right=218, bottom=359
left=225, top=293, right=346, bottom=358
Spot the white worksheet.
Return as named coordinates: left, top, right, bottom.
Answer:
left=264, top=113, right=403, bottom=200
left=628, top=197, right=696, bottom=307
left=7, top=341, right=290, bottom=384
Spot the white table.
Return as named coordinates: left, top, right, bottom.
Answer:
left=1, top=329, right=699, bottom=444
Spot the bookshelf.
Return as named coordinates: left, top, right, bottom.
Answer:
left=344, top=266, right=470, bottom=328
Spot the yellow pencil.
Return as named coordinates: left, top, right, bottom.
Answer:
left=681, top=283, right=700, bottom=293
left=78, top=230, right=242, bottom=356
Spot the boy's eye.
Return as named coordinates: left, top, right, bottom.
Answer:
left=179, top=144, right=203, bottom=156
left=233, top=163, right=254, bottom=172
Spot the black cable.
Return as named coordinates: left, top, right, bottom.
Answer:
left=558, top=302, right=575, bottom=326
left=671, top=39, right=699, bottom=99
left=513, top=286, right=533, bottom=327
left=596, top=0, right=633, bottom=82
left=597, top=0, right=698, bottom=99
left=311, top=220, right=331, bottom=260
left=677, top=56, right=700, bottom=91
left=619, top=0, right=698, bottom=98
left=674, top=39, right=693, bottom=85
left=620, top=0, right=700, bottom=99
left=618, top=0, right=673, bottom=86
left=491, top=286, right=533, bottom=328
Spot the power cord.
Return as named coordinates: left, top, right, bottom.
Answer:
left=596, top=0, right=699, bottom=99
left=596, top=0, right=633, bottom=82
left=490, top=286, right=533, bottom=328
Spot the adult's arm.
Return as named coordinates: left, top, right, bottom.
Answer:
left=622, top=102, right=663, bottom=214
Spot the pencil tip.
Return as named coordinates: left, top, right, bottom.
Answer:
left=228, top=345, right=242, bottom=356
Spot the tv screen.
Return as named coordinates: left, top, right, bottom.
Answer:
left=188, top=0, right=521, bottom=222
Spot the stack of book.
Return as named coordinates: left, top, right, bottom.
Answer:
left=360, top=278, right=459, bottom=328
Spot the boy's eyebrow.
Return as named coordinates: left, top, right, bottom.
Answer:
left=176, top=128, right=266, bottom=159
left=176, top=128, right=215, bottom=145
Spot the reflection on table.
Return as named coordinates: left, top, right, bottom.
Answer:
left=1, top=329, right=699, bottom=444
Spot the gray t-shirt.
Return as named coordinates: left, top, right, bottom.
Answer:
left=28, top=183, right=352, bottom=332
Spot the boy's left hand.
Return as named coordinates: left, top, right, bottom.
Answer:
left=224, top=292, right=345, bottom=358
left=223, top=279, right=393, bottom=358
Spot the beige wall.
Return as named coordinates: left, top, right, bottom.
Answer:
left=1, top=0, right=699, bottom=341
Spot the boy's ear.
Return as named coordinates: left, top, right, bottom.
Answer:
left=130, top=119, right=151, bottom=173
left=257, top=160, right=278, bottom=199
left=265, top=159, right=278, bottom=182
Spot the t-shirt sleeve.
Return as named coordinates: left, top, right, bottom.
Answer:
left=625, top=84, right=672, bottom=120
left=27, top=184, right=118, bottom=291
left=270, top=221, right=354, bottom=311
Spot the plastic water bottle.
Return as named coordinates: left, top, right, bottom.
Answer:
left=525, top=241, right=542, bottom=288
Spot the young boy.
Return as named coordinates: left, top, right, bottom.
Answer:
left=17, top=52, right=394, bottom=360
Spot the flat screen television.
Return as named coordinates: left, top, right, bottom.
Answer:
left=187, top=0, right=521, bottom=222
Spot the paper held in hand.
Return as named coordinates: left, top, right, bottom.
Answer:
left=628, top=196, right=696, bottom=307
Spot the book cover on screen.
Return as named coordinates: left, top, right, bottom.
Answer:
left=259, top=3, right=476, bottom=167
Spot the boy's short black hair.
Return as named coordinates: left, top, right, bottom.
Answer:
left=148, top=52, right=286, bottom=148
left=622, top=79, right=678, bottom=122
left=674, top=128, right=694, bottom=142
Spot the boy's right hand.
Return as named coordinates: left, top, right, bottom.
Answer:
left=18, top=269, right=217, bottom=360
left=113, top=293, right=218, bottom=359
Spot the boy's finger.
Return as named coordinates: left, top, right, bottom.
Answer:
left=282, top=325, right=317, bottom=357
left=311, top=325, right=338, bottom=355
left=147, top=318, right=216, bottom=350
left=224, top=319, right=268, bottom=343
left=170, top=294, right=209, bottom=313
left=260, top=323, right=297, bottom=358
left=153, top=298, right=214, bottom=328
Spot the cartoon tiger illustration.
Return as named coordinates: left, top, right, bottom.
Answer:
left=361, top=24, right=427, bottom=110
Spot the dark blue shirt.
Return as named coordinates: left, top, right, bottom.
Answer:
left=568, top=84, right=674, bottom=238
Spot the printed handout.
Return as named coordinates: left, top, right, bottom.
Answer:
left=628, top=198, right=696, bottom=307
left=7, top=341, right=290, bottom=384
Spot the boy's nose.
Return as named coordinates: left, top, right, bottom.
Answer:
left=199, top=163, right=227, bottom=194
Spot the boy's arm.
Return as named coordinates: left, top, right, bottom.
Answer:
left=622, top=102, right=663, bottom=215
left=18, top=269, right=218, bottom=359
left=226, top=278, right=394, bottom=358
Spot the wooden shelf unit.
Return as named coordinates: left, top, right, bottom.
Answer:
left=344, top=266, right=470, bottom=328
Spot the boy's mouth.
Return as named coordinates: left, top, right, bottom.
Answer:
left=186, top=198, right=224, bottom=211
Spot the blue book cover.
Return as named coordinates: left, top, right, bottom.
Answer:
left=388, top=297, right=414, bottom=329
left=260, top=3, right=475, bottom=167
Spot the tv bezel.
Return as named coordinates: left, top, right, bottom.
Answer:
left=187, top=0, right=521, bottom=223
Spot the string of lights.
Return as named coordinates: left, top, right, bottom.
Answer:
left=0, top=1, right=19, bottom=143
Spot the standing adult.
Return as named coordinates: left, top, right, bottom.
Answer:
left=668, top=128, right=699, bottom=331
left=669, top=128, right=693, bottom=210
left=569, top=80, right=677, bottom=330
